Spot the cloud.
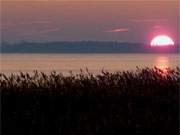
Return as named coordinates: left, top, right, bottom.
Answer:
left=132, top=19, right=167, bottom=23
left=153, top=25, right=162, bottom=29
left=25, top=20, right=52, bottom=25
left=22, top=27, right=61, bottom=36
left=104, top=28, right=130, bottom=33
left=38, top=28, right=60, bottom=34
left=2, top=22, right=16, bottom=29
left=2, top=20, right=52, bottom=29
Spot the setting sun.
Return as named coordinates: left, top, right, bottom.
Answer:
left=151, top=35, right=174, bottom=47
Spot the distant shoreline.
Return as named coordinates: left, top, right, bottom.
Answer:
left=1, top=41, right=179, bottom=53
left=1, top=51, right=179, bottom=54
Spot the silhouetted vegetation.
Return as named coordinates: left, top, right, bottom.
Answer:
left=1, top=67, right=180, bottom=135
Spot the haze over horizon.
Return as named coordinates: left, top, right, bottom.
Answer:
left=1, top=0, right=179, bottom=44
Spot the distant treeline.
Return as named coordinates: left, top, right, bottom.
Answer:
left=1, top=67, right=179, bottom=135
left=1, top=41, right=179, bottom=53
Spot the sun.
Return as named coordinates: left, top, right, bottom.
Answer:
left=150, top=35, right=174, bottom=47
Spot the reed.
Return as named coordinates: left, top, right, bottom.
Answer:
left=1, top=67, right=180, bottom=135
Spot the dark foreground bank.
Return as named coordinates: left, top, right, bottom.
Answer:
left=1, top=67, right=180, bottom=135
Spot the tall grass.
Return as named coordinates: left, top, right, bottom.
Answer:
left=1, top=67, right=180, bottom=96
left=1, top=67, right=180, bottom=135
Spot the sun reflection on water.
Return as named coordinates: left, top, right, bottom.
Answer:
left=155, top=56, right=169, bottom=74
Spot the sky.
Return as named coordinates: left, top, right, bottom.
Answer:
left=1, top=0, right=179, bottom=44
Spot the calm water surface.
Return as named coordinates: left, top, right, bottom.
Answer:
left=1, top=53, right=179, bottom=74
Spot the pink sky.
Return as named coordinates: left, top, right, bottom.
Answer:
left=1, top=0, right=179, bottom=44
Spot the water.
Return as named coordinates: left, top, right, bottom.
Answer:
left=1, top=53, right=179, bottom=74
